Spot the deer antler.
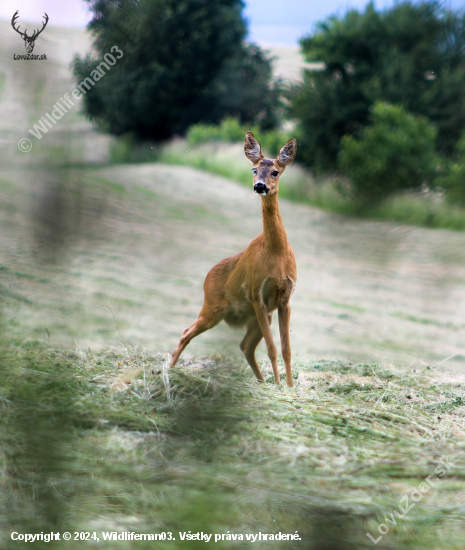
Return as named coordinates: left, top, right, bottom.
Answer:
left=29, top=12, right=49, bottom=40
left=11, top=10, right=26, bottom=39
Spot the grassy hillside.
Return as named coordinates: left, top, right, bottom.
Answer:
left=3, top=159, right=465, bottom=370
left=1, top=20, right=465, bottom=549
left=152, top=138, right=465, bottom=231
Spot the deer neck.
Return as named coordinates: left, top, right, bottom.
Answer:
left=261, top=193, right=288, bottom=252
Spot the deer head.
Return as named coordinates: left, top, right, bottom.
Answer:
left=11, top=11, right=49, bottom=54
left=244, top=132, right=297, bottom=197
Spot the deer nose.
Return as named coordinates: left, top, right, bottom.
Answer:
left=254, top=183, right=268, bottom=195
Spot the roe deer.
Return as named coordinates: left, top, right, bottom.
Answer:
left=170, top=132, right=297, bottom=387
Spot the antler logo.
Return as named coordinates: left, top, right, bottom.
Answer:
left=11, top=10, right=49, bottom=54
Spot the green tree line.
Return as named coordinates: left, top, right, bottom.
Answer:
left=291, top=1, right=465, bottom=202
left=74, top=0, right=465, bottom=204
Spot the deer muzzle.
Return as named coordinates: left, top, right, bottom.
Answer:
left=254, top=183, right=268, bottom=195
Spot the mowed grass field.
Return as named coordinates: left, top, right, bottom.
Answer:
left=1, top=19, right=465, bottom=549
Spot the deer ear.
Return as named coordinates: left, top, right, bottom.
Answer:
left=244, top=132, right=264, bottom=163
left=277, top=138, right=297, bottom=167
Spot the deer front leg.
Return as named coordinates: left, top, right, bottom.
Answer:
left=278, top=304, right=293, bottom=387
left=252, top=301, right=280, bottom=385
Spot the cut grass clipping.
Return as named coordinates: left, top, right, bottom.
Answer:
left=1, top=339, right=465, bottom=549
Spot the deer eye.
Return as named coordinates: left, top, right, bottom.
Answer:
left=252, top=169, right=257, bottom=175
left=271, top=170, right=279, bottom=177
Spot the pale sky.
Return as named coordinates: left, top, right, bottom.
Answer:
left=1, top=0, right=464, bottom=46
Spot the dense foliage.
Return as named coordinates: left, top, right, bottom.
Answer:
left=291, top=2, right=465, bottom=171
left=339, top=102, right=438, bottom=200
left=435, top=132, right=465, bottom=205
left=186, top=117, right=288, bottom=154
left=73, top=0, right=281, bottom=140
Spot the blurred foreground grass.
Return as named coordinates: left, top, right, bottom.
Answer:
left=1, top=339, right=465, bottom=549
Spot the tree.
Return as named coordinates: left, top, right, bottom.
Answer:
left=339, top=102, right=438, bottom=201
left=291, top=2, right=465, bottom=170
left=188, top=44, right=282, bottom=131
left=73, top=0, right=280, bottom=140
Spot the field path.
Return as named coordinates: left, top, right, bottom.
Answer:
left=97, top=163, right=465, bottom=369
left=2, top=160, right=465, bottom=372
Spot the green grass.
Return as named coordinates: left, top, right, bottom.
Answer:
left=1, top=339, right=465, bottom=549
left=186, top=118, right=289, bottom=157
left=156, top=141, right=254, bottom=186
left=367, top=193, right=465, bottom=230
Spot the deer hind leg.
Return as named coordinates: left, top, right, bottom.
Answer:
left=169, top=307, right=222, bottom=368
left=239, top=315, right=271, bottom=382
